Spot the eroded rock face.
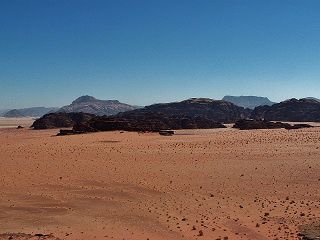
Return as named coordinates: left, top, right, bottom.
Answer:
left=233, top=119, right=313, bottom=130
left=251, top=98, right=320, bottom=122
left=31, top=112, right=96, bottom=129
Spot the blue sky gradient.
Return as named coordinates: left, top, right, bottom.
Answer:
left=1, top=0, right=320, bottom=108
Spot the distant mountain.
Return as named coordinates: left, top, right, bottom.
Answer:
left=3, top=107, right=59, bottom=118
left=305, top=97, right=320, bottom=102
left=58, top=95, right=138, bottom=116
left=251, top=98, right=320, bottom=122
left=0, top=109, right=9, bottom=117
left=222, top=96, right=276, bottom=109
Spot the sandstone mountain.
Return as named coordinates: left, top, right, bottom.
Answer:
left=3, top=107, right=58, bottom=118
left=58, top=95, right=138, bottom=116
left=222, top=95, right=276, bottom=109
left=251, top=98, right=320, bottom=122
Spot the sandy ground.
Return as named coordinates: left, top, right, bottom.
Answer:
left=0, top=127, right=319, bottom=240
left=0, top=117, right=35, bottom=129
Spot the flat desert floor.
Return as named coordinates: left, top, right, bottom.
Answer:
left=0, top=117, right=35, bottom=129
left=0, top=127, right=319, bottom=240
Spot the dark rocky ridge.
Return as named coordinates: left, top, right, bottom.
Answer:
left=31, top=112, right=95, bottom=129
left=58, top=95, right=138, bottom=116
left=251, top=98, right=320, bottom=122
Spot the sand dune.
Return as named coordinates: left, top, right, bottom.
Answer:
left=0, top=127, right=319, bottom=239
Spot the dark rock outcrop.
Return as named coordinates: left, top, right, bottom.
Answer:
left=58, top=95, right=138, bottom=116
left=31, top=112, right=95, bottom=129
left=233, top=119, right=313, bottom=130
left=223, top=95, right=276, bottom=109
left=251, top=98, right=320, bottom=122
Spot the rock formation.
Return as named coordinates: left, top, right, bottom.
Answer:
left=72, top=98, right=250, bottom=132
left=251, top=98, right=320, bottom=122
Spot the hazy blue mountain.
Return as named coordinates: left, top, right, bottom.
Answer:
left=58, top=95, right=138, bottom=116
left=222, top=96, right=276, bottom=109
left=3, top=107, right=59, bottom=118
left=0, top=109, right=10, bottom=116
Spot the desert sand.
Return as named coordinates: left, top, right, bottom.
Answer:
left=0, top=127, right=319, bottom=240
left=0, top=117, right=35, bottom=129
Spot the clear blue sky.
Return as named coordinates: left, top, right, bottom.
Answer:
left=1, top=0, right=320, bottom=108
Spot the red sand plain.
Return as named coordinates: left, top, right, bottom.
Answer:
left=0, top=127, right=319, bottom=240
